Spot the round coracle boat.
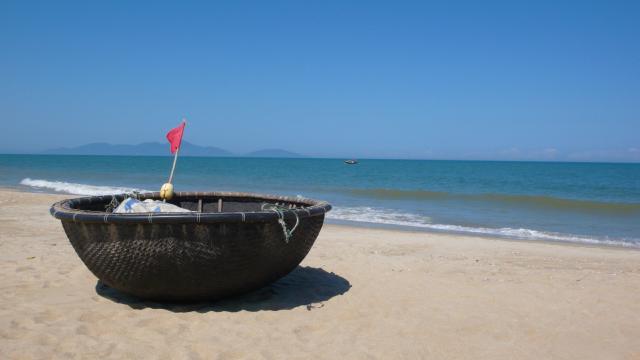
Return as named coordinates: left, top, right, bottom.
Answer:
left=50, top=192, right=331, bottom=301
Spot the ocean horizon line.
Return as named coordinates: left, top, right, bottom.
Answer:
left=1, top=152, right=639, bottom=165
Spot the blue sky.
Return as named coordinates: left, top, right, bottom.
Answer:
left=1, top=1, right=638, bottom=161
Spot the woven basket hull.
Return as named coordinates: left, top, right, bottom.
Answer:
left=51, top=192, right=330, bottom=301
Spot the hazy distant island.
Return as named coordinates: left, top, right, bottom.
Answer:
left=42, top=142, right=305, bottom=158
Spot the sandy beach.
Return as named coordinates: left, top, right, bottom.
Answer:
left=1, top=189, right=639, bottom=359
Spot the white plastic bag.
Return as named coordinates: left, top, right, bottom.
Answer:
left=113, top=197, right=192, bottom=213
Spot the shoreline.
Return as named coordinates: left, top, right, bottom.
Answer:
left=326, top=218, right=640, bottom=252
left=5, top=185, right=638, bottom=251
left=1, top=188, right=640, bottom=358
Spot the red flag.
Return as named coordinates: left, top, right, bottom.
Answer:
left=166, top=121, right=186, bottom=154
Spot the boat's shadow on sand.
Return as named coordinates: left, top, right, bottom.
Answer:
left=95, top=266, right=351, bottom=312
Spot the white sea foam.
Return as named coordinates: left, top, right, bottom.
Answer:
left=327, top=206, right=433, bottom=228
left=20, top=178, right=148, bottom=196
left=327, top=206, right=639, bottom=248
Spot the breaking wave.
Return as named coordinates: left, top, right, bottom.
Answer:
left=20, top=178, right=148, bottom=196
left=327, top=206, right=639, bottom=247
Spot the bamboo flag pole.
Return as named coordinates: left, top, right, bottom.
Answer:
left=161, top=119, right=186, bottom=201
left=167, top=139, right=181, bottom=184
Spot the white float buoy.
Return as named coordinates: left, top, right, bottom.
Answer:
left=160, top=182, right=174, bottom=200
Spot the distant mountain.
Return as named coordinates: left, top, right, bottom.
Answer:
left=244, top=149, right=304, bottom=158
left=43, top=141, right=233, bottom=157
left=177, top=142, right=234, bottom=157
left=42, top=142, right=304, bottom=158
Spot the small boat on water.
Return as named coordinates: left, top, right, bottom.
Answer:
left=344, top=159, right=358, bottom=165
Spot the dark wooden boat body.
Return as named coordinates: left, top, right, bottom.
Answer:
left=50, top=192, right=331, bottom=301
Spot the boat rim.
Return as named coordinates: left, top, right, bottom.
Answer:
left=50, top=191, right=332, bottom=224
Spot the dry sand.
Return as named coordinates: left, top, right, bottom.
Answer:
left=1, top=189, right=639, bottom=359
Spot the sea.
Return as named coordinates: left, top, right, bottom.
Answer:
left=1, top=154, right=639, bottom=248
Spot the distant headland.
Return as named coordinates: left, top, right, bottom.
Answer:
left=42, top=142, right=304, bottom=158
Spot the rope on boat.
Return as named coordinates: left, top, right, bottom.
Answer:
left=262, top=203, right=299, bottom=243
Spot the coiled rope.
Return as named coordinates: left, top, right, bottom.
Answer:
left=261, top=203, right=299, bottom=243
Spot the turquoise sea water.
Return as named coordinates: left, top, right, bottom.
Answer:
left=1, top=154, right=639, bottom=247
